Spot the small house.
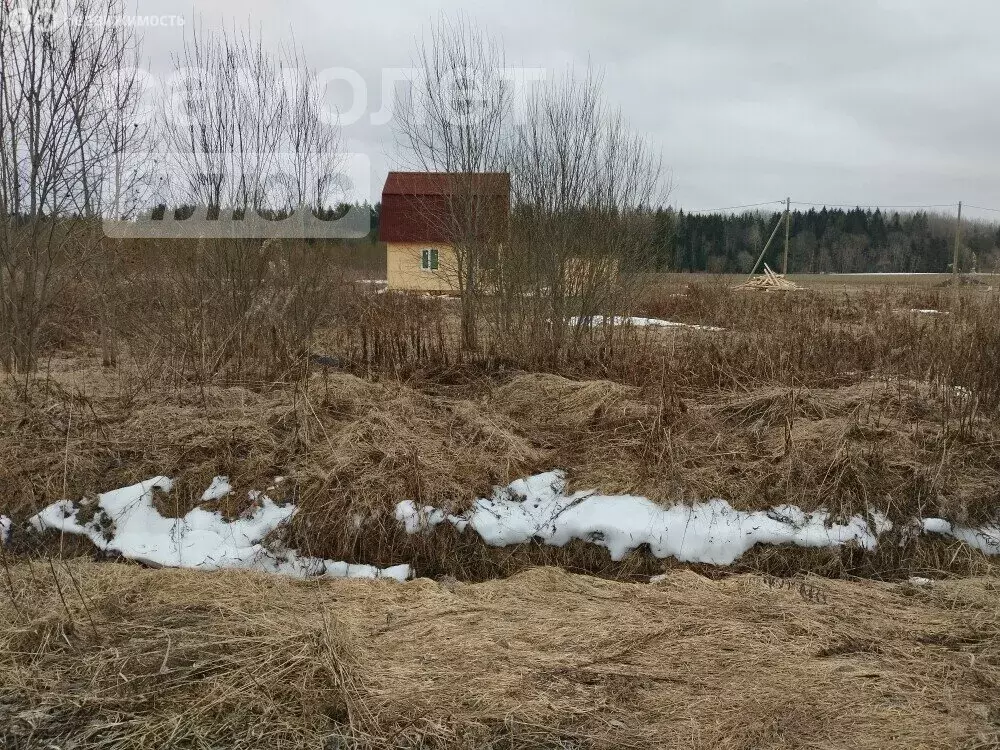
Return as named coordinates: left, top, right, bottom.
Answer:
left=379, top=171, right=510, bottom=292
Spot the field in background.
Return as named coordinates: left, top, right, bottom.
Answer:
left=647, top=271, right=995, bottom=292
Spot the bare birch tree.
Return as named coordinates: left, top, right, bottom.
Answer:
left=396, top=17, right=664, bottom=357
left=155, top=25, right=347, bottom=377
left=503, top=68, right=663, bottom=357
left=164, top=24, right=281, bottom=213
left=0, top=0, right=146, bottom=372
left=394, top=14, right=511, bottom=350
left=284, top=42, right=342, bottom=212
left=162, top=24, right=343, bottom=215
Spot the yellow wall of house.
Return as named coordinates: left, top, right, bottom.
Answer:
left=386, top=242, right=460, bottom=292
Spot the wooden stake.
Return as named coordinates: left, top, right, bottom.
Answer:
left=953, top=201, right=963, bottom=284
left=747, top=212, right=785, bottom=280
left=782, top=197, right=791, bottom=275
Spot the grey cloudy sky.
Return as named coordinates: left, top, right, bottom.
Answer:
left=137, top=0, right=1000, bottom=219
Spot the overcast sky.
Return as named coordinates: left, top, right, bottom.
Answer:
left=136, top=0, right=1000, bottom=219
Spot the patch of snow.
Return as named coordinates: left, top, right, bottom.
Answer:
left=394, top=501, right=466, bottom=534
left=649, top=573, right=669, bottom=584
left=569, top=315, right=723, bottom=332
left=0, top=515, right=10, bottom=545
left=397, top=471, right=891, bottom=566
left=922, top=517, right=1000, bottom=555
left=30, top=478, right=410, bottom=582
left=201, top=475, right=233, bottom=501
left=827, top=272, right=942, bottom=276
left=398, top=472, right=1000, bottom=565
left=908, top=577, right=934, bottom=587
left=922, top=518, right=952, bottom=535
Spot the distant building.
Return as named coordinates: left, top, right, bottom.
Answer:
left=379, top=171, right=509, bottom=292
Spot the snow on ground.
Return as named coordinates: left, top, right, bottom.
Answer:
left=201, top=475, right=233, bottom=501
left=569, top=315, right=723, bottom=332
left=398, top=471, right=1000, bottom=565
left=826, top=272, right=945, bottom=276
left=396, top=471, right=891, bottom=565
left=922, top=517, right=1000, bottom=555
left=21, top=472, right=1000, bottom=577
left=0, top=515, right=10, bottom=545
left=29, top=477, right=410, bottom=581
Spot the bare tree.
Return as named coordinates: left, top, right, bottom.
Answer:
left=283, top=42, right=342, bottom=212
left=161, top=24, right=342, bottom=217
left=0, top=0, right=146, bottom=372
left=62, top=0, right=149, bottom=219
left=153, top=25, right=347, bottom=378
left=163, top=23, right=284, bottom=213
left=490, top=69, right=662, bottom=358
left=62, top=0, right=150, bottom=367
left=396, top=18, right=664, bottom=357
left=394, top=14, right=511, bottom=350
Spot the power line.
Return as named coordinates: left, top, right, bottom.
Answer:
left=790, top=200, right=958, bottom=210
left=684, top=200, right=785, bottom=214
left=680, top=199, right=1000, bottom=216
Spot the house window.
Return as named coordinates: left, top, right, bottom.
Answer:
left=420, top=248, right=439, bottom=271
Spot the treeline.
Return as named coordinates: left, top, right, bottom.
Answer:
left=649, top=207, right=1000, bottom=274
left=140, top=202, right=1000, bottom=276
left=147, top=202, right=382, bottom=242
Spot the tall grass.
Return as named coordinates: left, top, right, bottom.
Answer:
left=6, top=254, right=1000, bottom=580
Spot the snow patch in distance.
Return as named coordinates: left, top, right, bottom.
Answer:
left=569, top=315, right=723, bottom=332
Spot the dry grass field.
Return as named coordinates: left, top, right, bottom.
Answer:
left=3, top=251, right=1000, bottom=748
left=4, top=261, right=1000, bottom=575
left=654, top=272, right=992, bottom=292
left=3, top=561, right=1000, bottom=750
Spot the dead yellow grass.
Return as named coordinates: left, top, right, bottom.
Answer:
left=5, top=352, right=1000, bottom=579
left=491, top=372, right=651, bottom=432
left=2, top=560, right=999, bottom=749
left=0, top=365, right=541, bottom=523
left=6, top=276, right=1000, bottom=582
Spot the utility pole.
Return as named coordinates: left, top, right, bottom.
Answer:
left=952, top=201, right=963, bottom=284
left=782, top=197, right=791, bottom=275
left=747, top=211, right=786, bottom=279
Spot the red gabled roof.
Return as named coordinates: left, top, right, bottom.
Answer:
left=383, top=171, right=510, bottom=197
left=380, top=171, right=510, bottom=244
